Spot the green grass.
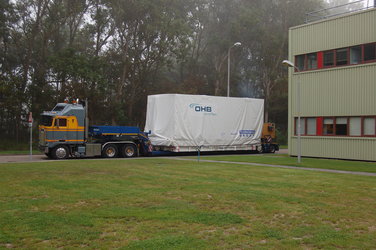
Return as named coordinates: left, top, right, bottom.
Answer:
left=0, top=150, right=41, bottom=155
left=0, top=140, right=36, bottom=151
left=196, top=154, right=376, bottom=173
left=0, top=158, right=375, bottom=249
left=0, top=140, right=41, bottom=155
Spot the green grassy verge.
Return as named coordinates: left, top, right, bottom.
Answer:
left=0, top=150, right=41, bottom=155
left=195, top=154, right=376, bottom=173
left=0, top=141, right=36, bottom=151
left=0, top=158, right=375, bottom=249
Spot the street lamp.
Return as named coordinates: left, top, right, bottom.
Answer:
left=227, top=42, right=242, bottom=97
left=282, top=59, right=302, bottom=163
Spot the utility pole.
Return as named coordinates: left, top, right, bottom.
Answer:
left=29, top=112, right=33, bottom=160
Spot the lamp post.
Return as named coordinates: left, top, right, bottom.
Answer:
left=282, top=59, right=301, bottom=163
left=227, top=42, right=242, bottom=97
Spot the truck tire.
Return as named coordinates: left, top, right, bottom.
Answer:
left=122, top=144, right=137, bottom=158
left=51, top=145, right=69, bottom=159
left=102, top=144, right=118, bottom=158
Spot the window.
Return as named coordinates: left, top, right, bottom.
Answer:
left=350, top=46, right=361, bottom=64
left=307, top=53, right=317, bottom=69
left=295, top=55, right=305, bottom=71
left=364, top=117, right=375, bottom=135
left=335, top=117, right=347, bottom=135
left=349, top=117, right=361, bottom=136
left=336, top=48, right=348, bottom=66
left=307, top=118, right=316, bottom=135
left=323, top=51, right=334, bottom=67
left=294, top=42, right=376, bottom=72
left=53, top=105, right=65, bottom=111
left=295, top=118, right=306, bottom=135
left=323, top=118, right=334, bottom=135
left=364, top=43, right=376, bottom=61
left=40, top=115, right=53, bottom=126
left=295, top=116, right=376, bottom=137
left=54, top=118, right=67, bottom=127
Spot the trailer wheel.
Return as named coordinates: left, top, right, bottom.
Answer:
left=51, top=145, right=69, bottom=159
left=102, top=144, right=118, bottom=158
left=122, top=144, right=137, bottom=158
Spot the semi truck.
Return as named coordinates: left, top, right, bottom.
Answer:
left=38, top=100, right=152, bottom=159
left=39, top=95, right=278, bottom=159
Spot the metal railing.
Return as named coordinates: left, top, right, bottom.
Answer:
left=305, top=0, right=375, bottom=23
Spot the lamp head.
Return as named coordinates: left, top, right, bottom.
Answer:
left=282, top=60, right=295, bottom=68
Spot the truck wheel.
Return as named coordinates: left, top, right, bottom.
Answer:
left=51, top=145, right=69, bottom=159
left=102, top=144, right=118, bottom=158
left=122, top=144, right=137, bottom=158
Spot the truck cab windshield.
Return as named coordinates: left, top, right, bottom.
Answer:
left=53, top=105, right=65, bottom=111
left=40, top=115, right=53, bottom=126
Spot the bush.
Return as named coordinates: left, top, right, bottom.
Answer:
left=276, top=128, right=287, bottom=145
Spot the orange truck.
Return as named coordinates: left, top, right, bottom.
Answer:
left=261, top=123, right=279, bottom=153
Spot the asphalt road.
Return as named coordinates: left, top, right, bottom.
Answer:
left=0, top=149, right=288, bottom=164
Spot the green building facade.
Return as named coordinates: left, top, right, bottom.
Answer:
left=288, top=8, right=376, bottom=161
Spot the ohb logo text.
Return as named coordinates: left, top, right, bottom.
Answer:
left=189, top=103, right=215, bottom=114
left=195, top=106, right=211, bottom=112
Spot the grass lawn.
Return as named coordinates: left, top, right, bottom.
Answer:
left=195, top=154, right=376, bottom=173
left=0, top=150, right=41, bottom=155
left=0, top=158, right=375, bottom=249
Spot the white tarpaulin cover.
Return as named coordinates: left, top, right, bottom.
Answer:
left=144, top=94, right=264, bottom=148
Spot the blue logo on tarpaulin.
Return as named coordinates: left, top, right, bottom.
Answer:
left=239, top=130, right=255, bottom=137
left=189, top=103, right=215, bottom=115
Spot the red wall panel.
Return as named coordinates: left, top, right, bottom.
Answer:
left=316, top=117, right=323, bottom=136
left=317, top=51, right=323, bottom=69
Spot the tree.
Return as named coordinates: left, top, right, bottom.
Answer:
left=0, top=0, right=325, bottom=146
left=236, top=0, right=323, bottom=123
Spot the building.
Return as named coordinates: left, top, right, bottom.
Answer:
left=287, top=8, right=376, bottom=161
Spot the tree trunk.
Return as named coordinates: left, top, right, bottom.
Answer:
left=214, top=79, right=221, bottom=96
left=213, top=53, right=227, bottom=96
left=263, top=73, right=272, bottom=123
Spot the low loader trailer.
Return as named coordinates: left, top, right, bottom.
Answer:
left=39, top=101, right=152, bottom=159
left=144, top=94, right=279, bottom=154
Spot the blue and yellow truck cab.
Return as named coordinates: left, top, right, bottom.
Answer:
left=39, top=101, right=152, bottom=159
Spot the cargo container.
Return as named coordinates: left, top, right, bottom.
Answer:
left=144, top=94, right=265, bottom=152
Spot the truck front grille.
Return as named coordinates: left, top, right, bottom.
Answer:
left=39, top=128, right=46, bottom=146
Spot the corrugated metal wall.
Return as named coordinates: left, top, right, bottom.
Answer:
left=290, top=9, right=376, bottom=55
left=290, top=64, right=376, bottom=116
left=289, top=137, right=376, bottom=161
left=288, top=9, right=376, bottom=161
